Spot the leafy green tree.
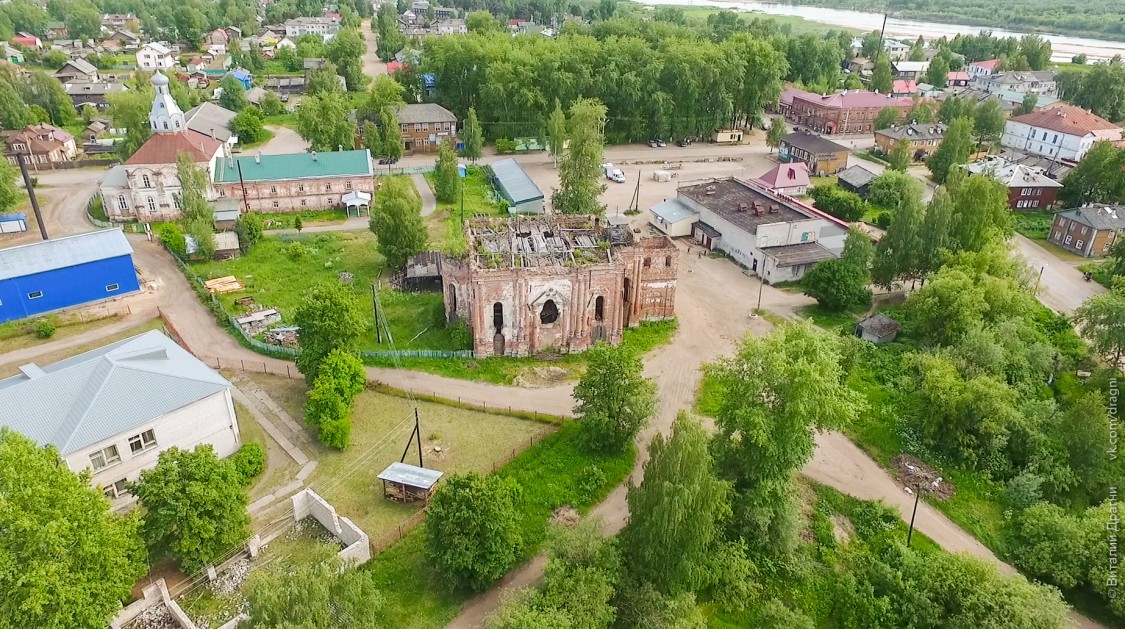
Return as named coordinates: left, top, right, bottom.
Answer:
left=874, top=106, right=900, bottom=131
left=1074, top=287, right=1125, bottom=365
left=710, top=322, right=864, bottom=557
left=809, top=185, right=865, bottom=221
left=462, top=106, right=483, bottom=163
left=928, top=116, right=974, bottom=183
left=1071, top=60, right=1125, bottom=123
left=756, top=600, right=814, bottom=629
left=871, top=54, right=894, bottom=94
left=803, top=259, right=871, bottom=312
left=0, top=158, right=19, bottom=214
left=924, top=55, right=950, bottom=87
left=973, top=99, right=1006, bottom=144
left=872, top=188, right=925, bottom=287
left=623, top=412, right=731, bottom=595
left=907, top=100, right=939, bottom=124
left=296, top=92, right=357, bottom=152
left=234, top=213, right=262, bottom=254
left=1018, top=34, right=1052, bottom=70
left=132, top=445, right=250, bottom=573
left=246, top=549, right=384, bottom=628
left=434, top=139, right=460, bottom=203
left=64, top=1, right=101, bottom=41
left=860, top=31, right=882, bottom=58
left=1072, top=53, right=1088, bottom=65
left=304, top=349, right=365, bottom=449
left=766, top=116, right=786, bottom=153
left=175, top=152, right=211, bottom=223
left=918, top=188, right=953, bottom=275
left=184, top=217, right=215, bottom=260
left=426, top=472, right=523, bottom=591
left=230, top=107, right=266, bottom=144
left=1005, top=502, right=1093, bottom=589
left=1015, top=91, right=1038, bottom=116
left=0, top=79, right=32, bottom=130
left=938, top=95, right=977, bottom=124
left=306, top=60, right=345, bottom=96
left=375, top=3, right=405, bottom=61
left=944, top=169, right=1013, bottom=253
left=0, top=428, right=147, bottom=629
left=369, top=175, right=427, bottom=268
left=380, top=108, right=404, bottom=160
left=887, top=138, right=912, bottom=171
left=19, top=70, right=75, bottom=126
left=547, top=99, right=567, bottom=165
left=842, top=227, right=875, bottom=273
left=466, top=9, right=501, bottom=33
left=108, top=87, right=154, bottom=158
left=1059, top=141, right=1125, bottom=206
left=573, top=342, right=656, bottom=453
left=867, top=170, right=925, bottom=213
left=362, top=120, right=382, bottom=155
left=217, top=75, right=249, bottom=112
left=293, top=283, right=367, bottom=382
left=1062, top=393, right=1112, bottom=500
left=552, top=98, right=607, bottom=214
left=325, top=27, right=366, bottom=91
left=260, top=91, right=284, bottom=116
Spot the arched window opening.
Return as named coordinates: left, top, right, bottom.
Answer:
left=594, top=296, right=605, bottom=322
left=540, top=299, right=559, bottom=325
left=493, top=302, right=503, bottom=332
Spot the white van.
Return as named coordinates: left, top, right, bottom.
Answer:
left=602, top=163, right=625, bottom=183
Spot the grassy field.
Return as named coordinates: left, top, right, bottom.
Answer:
left=189, top=232, right=469, bottom=351
left=244, top=372, right=554, bottom=538
left=1012, top=210, right=1057, bottom=241
left=365, top=319, right=679, bottom=385
left=362, top=420, right=636, bottom=629
left=798, top=303, right=863, bottom=333
left=0, top=318, right=165, bottom=378
left=256, top=209, right=349, bottom=230
left=239, top=127, right=276, bottom=149
left=426, top=166, right=508, bottom=255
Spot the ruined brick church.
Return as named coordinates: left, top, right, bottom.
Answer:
left=441, top=216, right=679, bottom=357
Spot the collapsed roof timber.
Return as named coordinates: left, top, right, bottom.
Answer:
left=468, top=215, right=634, bottom=269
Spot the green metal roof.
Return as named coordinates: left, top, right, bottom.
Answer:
left=213, top=149, right=372, bottom=183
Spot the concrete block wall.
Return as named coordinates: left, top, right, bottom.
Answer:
left=110, top=579, right=198, bottom=629
left=291, top=488, right=371, bottom=566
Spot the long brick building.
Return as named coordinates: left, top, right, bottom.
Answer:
left=779, top=87, right=913, bottom=135
left=441, top=216, right=678, bottom=357
left=212, top=150, right=374, bottom=212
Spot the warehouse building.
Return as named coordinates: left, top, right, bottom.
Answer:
left=0, top=230, right=140, bottom=323
left=491, top=158, right=544, bottom=214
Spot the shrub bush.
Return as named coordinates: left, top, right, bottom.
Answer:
left=34, top=320, right=56, bottom=339
left=230, top=443, right=266, bottom=485
left=494, top=138, right=517, bottom=154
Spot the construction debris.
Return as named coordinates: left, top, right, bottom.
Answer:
left=264, top=326, right=299, bottom=347
left=235, top=308, right=281, bottom=335
left=892, top=454, right=955, bottom=500
left=204, top=276, right=244, bottom=294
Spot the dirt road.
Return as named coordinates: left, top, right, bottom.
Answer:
left=362, top=19, right=387, bottom=78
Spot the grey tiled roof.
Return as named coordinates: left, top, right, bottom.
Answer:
left=0, top=229, right=133, bottom=281
left=1057, top=205, right=1125, bottom=231
left=0, top=331, right=231, bottom=454
left=396, top=103, right=457, bottom=125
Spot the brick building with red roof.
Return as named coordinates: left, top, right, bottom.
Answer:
left=778, top=88, right=912, bottom=135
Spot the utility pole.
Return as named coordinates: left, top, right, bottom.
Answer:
left=15, top=153, right=48, bottom=240
left=371, top=284, right=382, bottom=343
left=906, top=485, right=920, bottom=546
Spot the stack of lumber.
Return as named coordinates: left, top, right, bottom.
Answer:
left=203, top=276, right=243, bottom=293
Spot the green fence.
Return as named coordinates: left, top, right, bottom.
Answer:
left=166, top=246, right=474, bottom=360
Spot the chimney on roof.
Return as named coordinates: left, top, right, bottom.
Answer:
left=210, top=128, right=215, bottom=139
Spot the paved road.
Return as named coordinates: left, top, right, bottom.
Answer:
left=257, top=125, right=308, bottom=155
left=1014, top=234, right=1106, bottom=314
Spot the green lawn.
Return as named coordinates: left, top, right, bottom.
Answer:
left=256, top=209, right=349, bottom=230
left=0, top=318, right=165, bottom=378
left=362, top=420, right=636, bottom=629
left=797, top=303, right=862, bottom=333
left=426, top=166, right=508, bottom=256
left=1012, top=210, right=1057, bottom=240
left=189, top=232, right=470, bottom=351
left=239, top=127, right=275, bottom=149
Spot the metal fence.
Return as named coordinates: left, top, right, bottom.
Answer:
left=374, top=165, right=434, bottom=176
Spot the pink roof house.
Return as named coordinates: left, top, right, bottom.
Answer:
left=755, top=161, right=811, bottom=196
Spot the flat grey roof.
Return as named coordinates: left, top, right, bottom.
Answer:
left=781, top=132, right=849, bottom=155
left=491, top=158, right=544, bottom=204
left=0, top=229, right=133, bottom=281
left=650, top=199, right=697, bottom=224
left=0, top=331, right=231, bottom=454
left=837, top=164, right=878, bottom=188
left=678, top=178, right=814, bottom=235
left=378, top=462, right=444, bottom=489
left=761, top=242, right=836, bottom=266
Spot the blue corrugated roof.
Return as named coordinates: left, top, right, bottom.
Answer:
left=0, top=229, right=133, bottom=281
left=491, top=158, right=543, bottom=204
left=0, top=331, right=231, bottom=454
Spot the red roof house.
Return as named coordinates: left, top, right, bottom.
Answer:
left=125, top=130, right=222, bottom=165
left=891, top=80, right=919, bottom=97
left=11, top=33, right=42, bottom=48
left=387, top=61, right=405, bottom=74
left=946, top=71, right=970, bottom=86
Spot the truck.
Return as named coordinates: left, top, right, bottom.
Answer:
left=602, top=163, right=626, bottom=183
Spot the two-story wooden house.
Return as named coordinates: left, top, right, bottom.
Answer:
left=1047, top=205, right=1125, bottom=257
left=778, top=131, right=850, bottom=176
left=394, top=103, right=458, bottom=154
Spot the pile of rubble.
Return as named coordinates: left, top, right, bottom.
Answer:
left=127, top=604, right=179, bottom=629
left=892, top=454, right=955, bottom=500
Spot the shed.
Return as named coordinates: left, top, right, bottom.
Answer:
left=0, top=229, right=139, bottom=323
left=0, top=213, right=28, bottom=233
left=648, top=199, right=698, bottom=237
left=837, top=164, right=878, bottom=197
left=214, top=232, right=240, bottom=259
left=378, top=462, right=443, bottom=503
left=491, top=158, right=544, bottom=215
left=401, top=251, right=443, bottom=291
left=856, top=313, right=900, bottom=344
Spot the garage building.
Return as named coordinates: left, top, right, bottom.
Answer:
left=0, top=229, right=140, bottom=323
left=491, top=158, right=545, bottom=215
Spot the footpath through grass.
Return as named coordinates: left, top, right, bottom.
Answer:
left=361, top=421, right=636, bottom=629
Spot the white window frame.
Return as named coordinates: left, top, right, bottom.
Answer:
left=128, top=429, right=157, bottom=454
left=142, top=174, right=151, bottom=188
left=1076, top=239, right=1084, bottom=250
left=89, top=444, right=121, bottom=470
left=27, top=290, right=43, bottom=299
left=117, top=195, right=128, bottom=210
left=147, top=197, right=155, bottom=212
left=106, top=283, right=120, bottom=292
left=103, top=478, right=130, bottom=499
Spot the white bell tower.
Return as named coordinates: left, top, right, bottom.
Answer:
left=149, top=71, right=185, bottom=133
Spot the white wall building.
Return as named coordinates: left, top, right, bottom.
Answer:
left=0, top=331, right=241, bottom=510
left=1000, top=104, right=1124, bottom=162
left=135, top=42, right=175, bottom=70
left=283, top=17, right=341, bottom=39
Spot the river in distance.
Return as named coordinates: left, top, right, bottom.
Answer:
left=633, top=0, right=1125, bottom=62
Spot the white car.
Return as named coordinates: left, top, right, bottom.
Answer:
left=602, top=163, right=626, bottom=183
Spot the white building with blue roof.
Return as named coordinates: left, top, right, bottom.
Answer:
left=0, top=330, right=241, bottom=507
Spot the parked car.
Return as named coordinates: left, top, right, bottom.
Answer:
left=677, top=138, right=692, bottom=147
left=648, top=139, right=660, bottom=148
left=656, top=139, right=666, bottom=147
left=602, top=162, right=625, bottom=183
left=378, top=157, right=398, bottom=165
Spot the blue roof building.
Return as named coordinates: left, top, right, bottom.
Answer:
left=227, top=68, right=252, bottom=89
left=0, top=230, right=140, bottom=323
left=491, top=158, right=545, bottom=215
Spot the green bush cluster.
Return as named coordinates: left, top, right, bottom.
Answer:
left=33, top=320, right=55, bottom=339
left=303, top=349, right=366, bottom=449
left=230, top=443, right=265, bottom=485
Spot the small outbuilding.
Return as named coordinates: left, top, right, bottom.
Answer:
left=855, top=313, right=900, bottom=344
left=837, top=164, right=878, bottom=197
left=755, top=162, right=811, bottom=197
left=378, top=462, right=443, bottom=503
left=0, top=229, right=139, bottom=323
left=400, top=251, right=443, bottom=292
left=491, top=158, right=544, bottom=214
left=648, top=198, right=698, bottom=237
